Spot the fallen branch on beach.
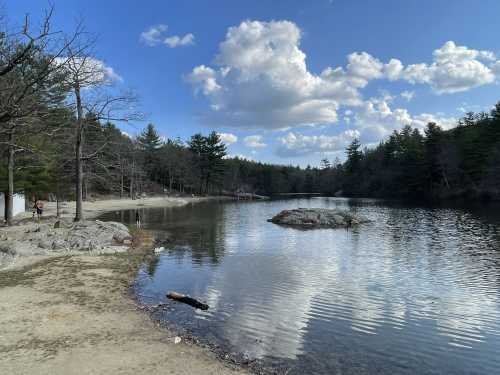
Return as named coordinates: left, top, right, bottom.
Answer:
left=167, top=291, right=209, bottom=310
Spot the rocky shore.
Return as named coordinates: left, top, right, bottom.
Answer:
left=0, top=196, right=211, bottom=270
left=268, top=208, right=369, bottom=228
left=0, top=218, right=132, bottom=268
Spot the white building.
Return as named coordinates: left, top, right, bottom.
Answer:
left=0, top=193, right=26, bottom=218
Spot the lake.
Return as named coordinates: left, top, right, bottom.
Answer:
left=100, top=198, right=500, bottom=374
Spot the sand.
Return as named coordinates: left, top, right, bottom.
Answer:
left=16, top=196, right=206, bottom=221
left=0, top=197, right=248, bottom=375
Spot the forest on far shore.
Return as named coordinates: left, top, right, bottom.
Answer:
left=3, top=102, right=500, bottom=208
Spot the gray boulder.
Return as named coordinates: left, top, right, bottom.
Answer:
left=268, top=208, right=368, bottom=229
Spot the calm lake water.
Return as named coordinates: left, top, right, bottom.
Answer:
left=101, top=198, right=500, bottom=374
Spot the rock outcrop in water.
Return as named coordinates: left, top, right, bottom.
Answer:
left=268, top=208, right=368, bottom=228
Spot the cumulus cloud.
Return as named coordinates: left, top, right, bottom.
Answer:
left=353, top=96, right=456, bottom=143
left=188, top=65, right=220, bottom=95
left=346, top=52, right=384, bottom=82
left=384, top=58, right=404, bottom=81
left=244, top=135, right=267, bottom=148
left=276, top=130, right=360, bottom=157
left=411, top=113, right=457, bottom=130
left=395, top=41, right=499, bottom=94
left=187, top=20, right=393, bottom=129
left=187, top=19, right=498, bottom=147
left=140, top=24, right=168, bottom=46
left=187, top=21, right=498, bottom=131
left=274, top=96, right=457, bottom=157
left=217, top=132, right=238, bottom=144
left=140, top=24, right=194, bottom=48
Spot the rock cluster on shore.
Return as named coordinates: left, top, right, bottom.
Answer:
left=268, top=208, right=368, bottom=228
left=0, top=219, right=132, bottom=268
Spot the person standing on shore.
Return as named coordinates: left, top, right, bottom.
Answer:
left=34, top=200, right=44, bottom=221
left=135, top=210, right=141, bottom=228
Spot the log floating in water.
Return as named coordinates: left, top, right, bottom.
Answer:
left=167, top=291, right=209, bottom=310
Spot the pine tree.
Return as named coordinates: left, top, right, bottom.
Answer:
left=204, top=131, right=227, bottom=193
left=137, top=123, right=162, bottom=153
left=345, top=138, right=362, bottom=173
left=137, top=123, right=162, bottom=180
left=320, top=158, right=331, bottom=170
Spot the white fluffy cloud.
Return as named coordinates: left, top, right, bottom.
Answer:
left=384, top=58, right=404, bottom=81
left=276, top=130, right=360, bottom=157
left=164, top=33, right=195, bottom=48
left=275, top=96, right=457, bottom=157
left=188, top=65, right=220, bottom=95
left=217, top=132, right=238, bottom=144
left=140, top=24, right=194, bottom=48
left=353, top=96, right=456, bottom=143
left=392, top=41, right=499, bottom=94
left=187, top=20, right=389, bottom=129
left=140, top=24, right=168, bottom=46
left=244, top=135, right=267, bottom=148
left=411, top=113, right=457, bottom=131
left=187, top=21, right=499, bottom=131
left=187, top=19, right=499, bottom=159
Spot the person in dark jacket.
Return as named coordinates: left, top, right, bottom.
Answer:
left=135, top=211, right=141, bottom=228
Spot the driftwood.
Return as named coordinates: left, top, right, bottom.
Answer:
left=167, top=292, right=209, bottom=310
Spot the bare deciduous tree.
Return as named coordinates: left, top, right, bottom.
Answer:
left=61, top=41, right=142, bottom=221
left=0, top=7, right=82, bottom=225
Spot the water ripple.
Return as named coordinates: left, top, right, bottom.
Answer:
left=102, top=198, right=500, bottom=375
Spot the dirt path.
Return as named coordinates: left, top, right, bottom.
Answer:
left=0, top=254, right=248, bottom=375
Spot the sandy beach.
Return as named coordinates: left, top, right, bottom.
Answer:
left=0, top=196, right=248, bottom=375
left=15, top=196, right=208, bottom=221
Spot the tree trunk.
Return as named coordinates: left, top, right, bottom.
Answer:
left=167, top=292, right=209, bottom=311
left=56, top=196, right=60, bottom=218
left=6, top=131, right=15, bottom=226
left=205, top=173, right=210, bottom=196
left=55, top=182, right=60, bottom=218
left=74, top=84, right=84, bottom=222
left=83, top=175, right=88, bottom=201
left=120, top=163, right=124, bottom=198
left=130, top=159, right=135, bottom=199
left=3, top=191, right=8, bottom=223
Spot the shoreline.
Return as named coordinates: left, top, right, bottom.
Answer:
left=1, top=196, right=223, bottom=271
left=0, top=196, right=250, bottom=375
left=14, top=195, right=215, bottom=222
left=0, top=254, right=249, bottom=375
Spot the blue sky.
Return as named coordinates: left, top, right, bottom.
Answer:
left=6, top=0, right=500, bottom=166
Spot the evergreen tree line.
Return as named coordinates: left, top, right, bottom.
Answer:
left=324, top=104, right=500, bottom=200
